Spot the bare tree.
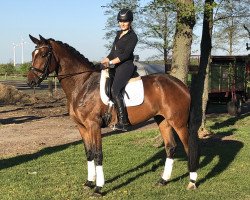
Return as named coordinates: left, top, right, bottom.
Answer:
left=213, top=0, right=250, bottom=55
left=138, top=0, right=176, bottom=72
left=243, top=24, right=250, bottom=50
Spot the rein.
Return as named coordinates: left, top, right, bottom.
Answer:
left=52, top=70, right=99, bottom=81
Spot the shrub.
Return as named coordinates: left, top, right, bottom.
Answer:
left=0, top=63, right=16, bottom=75
left=17, top=62, right=31, bottom=76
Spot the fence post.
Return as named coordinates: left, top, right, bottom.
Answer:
left=48, top=80, right=53, bottom=97
left=54, top=77, right=57, bottom=92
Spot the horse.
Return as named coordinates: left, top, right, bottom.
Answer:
left=27, top=35, right=199, bottom=196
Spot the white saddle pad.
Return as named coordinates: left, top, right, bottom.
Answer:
left=100, top=69, right=144, bottom=107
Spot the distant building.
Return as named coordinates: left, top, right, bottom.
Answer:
left=134, top=61, right=165, bottom=76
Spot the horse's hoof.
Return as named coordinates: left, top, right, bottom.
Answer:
left=186, top=182, right=197, bottom=190
left=83, top=180, right=95, bottom=190
left=92, top=186, right=103, bottom=197
left=155, top=178, right=168, bottom=186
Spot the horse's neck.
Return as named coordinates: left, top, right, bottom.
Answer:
left=52, top=43, right=93, bottom=99
left=60, top=72, right=93, bottom=101
left=60, top=63, right=93, bottom=100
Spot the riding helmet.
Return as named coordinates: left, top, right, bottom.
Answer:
left=117, top=8, right=133, bottom=22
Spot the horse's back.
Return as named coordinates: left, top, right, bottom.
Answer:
left=139, top=74, right=191, bottom=122
left=142, top=73, right=190, bottom=100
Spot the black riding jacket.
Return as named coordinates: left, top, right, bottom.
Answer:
left=107, top=29, right=138, bottom=63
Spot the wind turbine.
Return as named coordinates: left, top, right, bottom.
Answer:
left=20, top=37, right=28, bottom=64
left=12, top=42, right=19, bottom=66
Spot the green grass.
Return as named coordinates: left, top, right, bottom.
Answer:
left=1, top=114, right=250, bottom=200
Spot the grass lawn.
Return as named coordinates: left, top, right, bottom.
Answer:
left=0, top=113, right=250, bottom=200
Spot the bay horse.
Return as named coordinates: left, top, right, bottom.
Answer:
left=27, top=35, right=199, bottom=196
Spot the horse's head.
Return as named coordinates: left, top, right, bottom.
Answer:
left=27, top=34, right=58, bottom=87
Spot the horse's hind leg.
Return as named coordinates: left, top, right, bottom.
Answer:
left=174, top=126, right=198, bottom=189
left=154, top=116, right=177, bottom=185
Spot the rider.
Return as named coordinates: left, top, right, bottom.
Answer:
left=101, top=8, right=138, bottom=131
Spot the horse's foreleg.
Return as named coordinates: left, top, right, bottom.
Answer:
left=94, top=131, right=104, bottom=189
left=78, top=121, right=105, bottom=196
left=155, top=117, right=177, bottom=185
left=78, top=126, right=96, bottom=189
left=78, top=121, right=104, bottom=196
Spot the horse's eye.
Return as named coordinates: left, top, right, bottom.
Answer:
left=42, top=53, right=48, bottom=58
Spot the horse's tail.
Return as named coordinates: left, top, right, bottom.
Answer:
left=187, top=108, right=200, bottom=173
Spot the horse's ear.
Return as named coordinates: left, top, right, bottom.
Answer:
left=39, top=34, right=48, bottom=44
left=29, top=34, right=40, bottom=45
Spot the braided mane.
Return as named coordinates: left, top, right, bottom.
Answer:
left=48, top=38, right=94, bottom=67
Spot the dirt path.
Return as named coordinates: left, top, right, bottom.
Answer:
left=0, top=94, right=157, bottom=158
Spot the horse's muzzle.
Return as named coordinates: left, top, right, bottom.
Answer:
left=27, top=78, right=40, bottom=88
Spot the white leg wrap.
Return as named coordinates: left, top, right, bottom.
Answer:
left=162, top=158, right=174, bottom=181
left=190, top=172, right=198, bottom=182
left=96, top=166, right=105, bottom=187
left=87, top=160, right=96, bottom=182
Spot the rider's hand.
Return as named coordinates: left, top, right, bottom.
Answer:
left=101, top=57, right=109, bottom=64
left=101, top=57, right=110, bottom=69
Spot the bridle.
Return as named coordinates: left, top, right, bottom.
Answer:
left=30, top=44, right=101, bottom=85
left=30, top=45, right=53, bottom=85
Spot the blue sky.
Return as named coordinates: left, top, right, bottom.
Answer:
left=1, top=1, right=248, bottom=64
left=0, top=0, right=117, bottom=64
left=0, top=0, right=157, bottom=64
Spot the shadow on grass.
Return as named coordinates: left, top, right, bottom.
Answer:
left=0, top=140, right=82, bottom=170
left=197, top=129, right=244, bottom=186
left=0, top=129, right=244, bottom=192
left=210, top=112, right=250, bottom=129
left=104, top=129, right=243, bottom=193
left=0, top=120, right=245, bottom=194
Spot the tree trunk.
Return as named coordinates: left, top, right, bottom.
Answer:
left=170, top=0, right=195, bottom=84
left=199, top=56, right=210, bottom=138
left=189, top=0, right=214, bottom=139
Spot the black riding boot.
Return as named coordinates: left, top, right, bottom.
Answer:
left=113, top=94, right=130, bottom=131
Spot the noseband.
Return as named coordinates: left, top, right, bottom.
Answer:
left=30, top=45, right=53, bottom=85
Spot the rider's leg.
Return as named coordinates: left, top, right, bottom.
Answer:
left=112, top=93, right=130, bottom=131
left=111, top=61, right=135, bottom=131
